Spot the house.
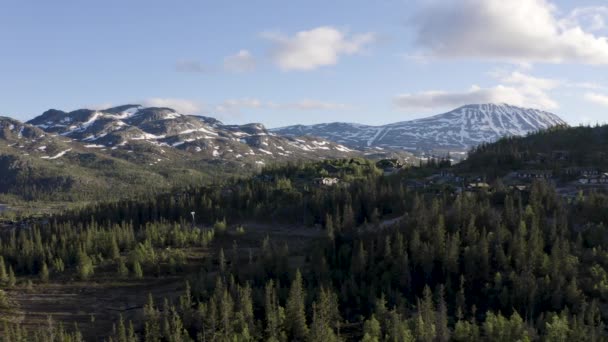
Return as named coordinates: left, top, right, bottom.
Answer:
left=376, top=159, right=404, bottom=175
left=314, top=177, right=340, bottom=186
left=578, top=173, right=608, bottom=185
left=584, top=169, right=601, bottom=176
left=376, top=159, right=403, bottom=168
left=510, top=185, right=530, bottom=192
left=552, top=150, right=570, bottom=161
left=426, top=172, right=464, bottom=186
left=321, top=164, right=340, bottom=173
left=526, top=153, right=549, bottom=165
left=515, top=170, right=553, bottom=179
left=405, top=180, right=426, bottom=190
left=254, top=174, right=275, bottom=182
left=467, top=182, right=491, bottom=191
left=439, top=170, right=456, bottom=178
left=565, top=167, right=599, bottom=176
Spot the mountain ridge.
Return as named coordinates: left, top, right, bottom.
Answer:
left=272, top=103, right=567, bottom=152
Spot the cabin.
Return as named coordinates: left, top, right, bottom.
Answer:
left=314, top=177, right=340, bottom=186
left=516, top=170, right=553, bottom=179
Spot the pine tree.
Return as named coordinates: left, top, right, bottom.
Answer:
left=144, top=294, right=161, bottom=342
left=362, top=314, right=382, bottom=342
left=76, top=250, right=94, bottom=280
left=545, top=313, right=571, bottom=342
left=286, top=270, right=309, bottom=341
left=110, top=236, right=120, bottom=260
left=435, top=285, right=450, bottom=342
left=133, top=261, right=143, bottom=279
left=415, top=286, right=436, bottom=342
left=117, top=259, right=129, bottom=278
left=265, top=280, right=285, bottom=342
left=453, top=320, right=480, bottom=342
left=386, top=310, right=414, bottom=342
left=0, top=256, right=8, bottom=284
left=219, top=248, right=226, bottom=275
left=308, top=302, right=338, bottom=342
left=39, top=262, right=49, bottom=283
left=8, top=266, right=16, bottom=286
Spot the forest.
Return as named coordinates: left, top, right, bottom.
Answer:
left=2, top=128, right=608, bottom=341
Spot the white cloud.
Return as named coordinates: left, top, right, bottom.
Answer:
left=585, top=92, right=608, bottom=107
left=272, top=99, right=352, bottom=111
left=214, top=98, right=352, bottom=113
left=175, top=60, right=207, bottom=73
left=498, top=71, right=562, bottom=90
left=563, top=7, right=608, bottom=32
left=214, top=98, right=263, bottom=113
left=141, top=98, right=202, bottom=114
left=85, top=103, right=114, bottom=111
left=411, top=0, right=608, bottom=64
left=223, top=50, right=256, bottom=73
left=394, top=71, right=560, bottom=110
left=263, top=26, right=375, bottom=71
left=569, top=82, right=604, bottom=90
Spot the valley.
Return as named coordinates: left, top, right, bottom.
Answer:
left=2, top=124, right=608, bottom=340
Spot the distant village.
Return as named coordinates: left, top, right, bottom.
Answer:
left=375, top=151, right=608, bottom=199
left=246, top=152, right=608, bottom=200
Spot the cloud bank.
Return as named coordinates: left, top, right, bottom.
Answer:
left=411, top=0, right=608, bottom=64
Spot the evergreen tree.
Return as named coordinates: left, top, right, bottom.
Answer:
left=285, top=270, right=309, bottom=341
left=39, top=262, right=49, bottom=283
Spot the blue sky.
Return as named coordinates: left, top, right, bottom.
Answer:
left=1, top=0, right=608, bottom=127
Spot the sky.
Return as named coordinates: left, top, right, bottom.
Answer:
left=1, top=0, right=608, bottom=128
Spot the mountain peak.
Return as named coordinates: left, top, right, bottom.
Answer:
left=274, top=103, right=567, bottom=152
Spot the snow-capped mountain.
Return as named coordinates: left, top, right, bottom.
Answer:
left=26, top=104, right=360, bottom=165
left=273, top=104, right=567, bottom=152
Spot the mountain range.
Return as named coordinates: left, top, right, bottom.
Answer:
left=273, top=103, right=566, bottom=153
left=25, top=104, right=361, bottom=164
left=0, top=104, right=409, bottom=202
left=0, top=103, right=565, bottom=202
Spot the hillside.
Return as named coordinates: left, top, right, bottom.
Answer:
left=460, top=124, right=608, bottom=176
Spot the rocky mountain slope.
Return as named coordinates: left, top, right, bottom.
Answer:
left=26, top=105, right=358, bottom=165
left=273, top=104, right=567, bottom=152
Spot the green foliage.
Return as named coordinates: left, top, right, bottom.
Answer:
left=483, top=311, right=530, bottom=342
